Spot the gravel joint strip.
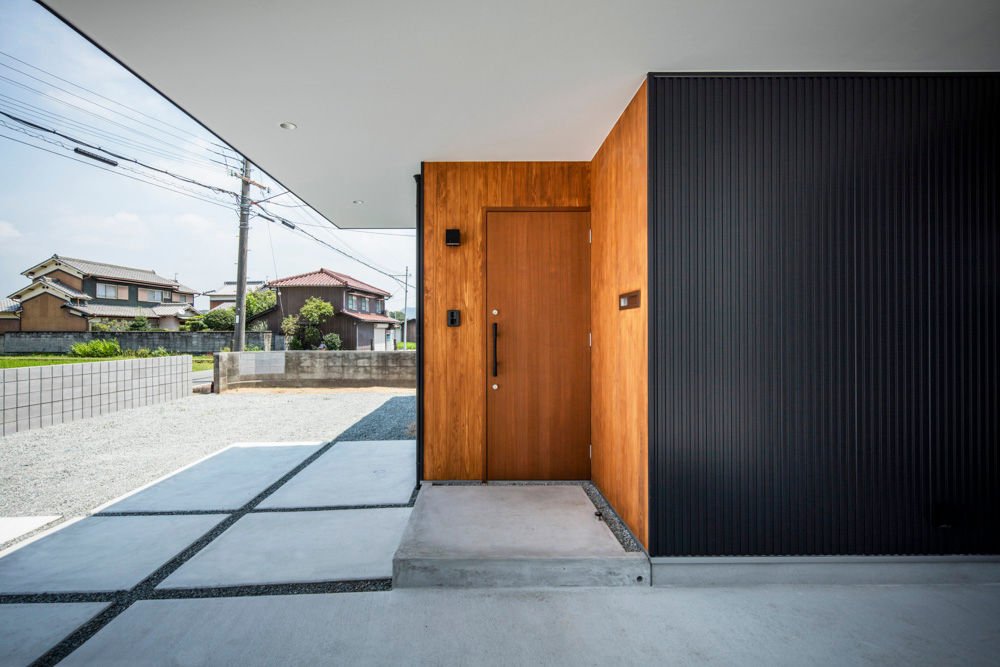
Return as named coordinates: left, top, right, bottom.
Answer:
left=30, top=437, right=344, bottom=665
left=148, top=579, right=391, bottom=599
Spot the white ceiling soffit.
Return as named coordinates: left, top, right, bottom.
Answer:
left=42, top=1, right=1000, bottom=229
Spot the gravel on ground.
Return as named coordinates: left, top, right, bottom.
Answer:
left=0, top=390, right=415, bottom=531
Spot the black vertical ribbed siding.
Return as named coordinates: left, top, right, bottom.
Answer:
left=648, top=73, right=1000, bottom=557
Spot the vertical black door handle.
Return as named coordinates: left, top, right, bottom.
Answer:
left=492, top=322, right=498, bottom=377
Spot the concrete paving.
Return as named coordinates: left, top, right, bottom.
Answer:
left=0, top=516, right=60, bottom=544
left=191, top=369, right=213, bottom=387
left=0, top=602, right=108, bottom=666
left=0, top=515, right=224, bottom=593
left=258, top=440, right=415, bottom=508
left=159, top=508, right=412, bottom=588
left=393, top=485, right=649, bottom=587
left=62, top=584, right=1000, bottom=666
left=100, top=443, right=324, bottom=512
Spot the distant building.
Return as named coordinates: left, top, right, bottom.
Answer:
left=0, top=298, right=20, bottom=332
left=202, top=280, right=266, bottom=310
left=251, top=268, right=398, bottom=350
left=6, top=254, right=199, bottom=331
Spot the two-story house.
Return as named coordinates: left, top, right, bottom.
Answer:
left=251, top=268, right=398, bottom=350
left=7, top=255, right=200, bottom=332
left=202, top=280, right=265, bottom=310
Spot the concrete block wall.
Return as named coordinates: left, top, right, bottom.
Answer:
left=215, top=350, right=415, bottom=391
left=0, top=331, right=272, bottom=355
left=0, top=356, right=191, bottom=436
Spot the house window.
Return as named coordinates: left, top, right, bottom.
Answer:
left=348, top=295, right=356, bottom=310
left=95, top=283, right=118, bottom=299
left=146, top=289, right=165, bottom=302
left=376, top=300, right=384, bottom=314
left=362, top=298, right=369, bottom=312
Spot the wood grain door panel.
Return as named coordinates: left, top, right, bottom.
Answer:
left=486, top=211, right=591, bottom=480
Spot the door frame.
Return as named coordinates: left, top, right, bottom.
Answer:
left=481, top=206, right=591, bottom=482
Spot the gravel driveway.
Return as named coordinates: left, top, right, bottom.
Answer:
left=0, top=390, right=414, bottom=528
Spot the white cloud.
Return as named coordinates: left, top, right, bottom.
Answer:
left=0, top=221, right=21, bottom=240
left=59, top=211, right=152, bottom=250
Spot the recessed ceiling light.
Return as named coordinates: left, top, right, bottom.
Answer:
left=352, top=200, right=364, bottom=205
left=279, top=122, right=297, bottom=130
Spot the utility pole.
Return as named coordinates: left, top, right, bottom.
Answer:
left=233, top=156, right=251, bottom=351
left=401, top=265, right=409, bottom=350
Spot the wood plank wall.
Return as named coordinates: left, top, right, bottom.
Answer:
left=589, top=81, right=649, bottom=548
left=422, top=162, right=590, bottom=479
left=20, top=293, right=88, bottom=332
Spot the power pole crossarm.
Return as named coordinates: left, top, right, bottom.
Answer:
left=233, top=157, right=251, bottom=352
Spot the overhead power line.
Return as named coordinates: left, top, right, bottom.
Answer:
left=0, top=56, right=235, bottom=154
left=0, top=130, right=235, bottom=211
left=0, top=109, right=241, bottom=199
left=0, top=73, right=230, bottom=168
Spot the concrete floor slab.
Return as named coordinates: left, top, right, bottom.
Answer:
left=258, top=440, right=415, bottom=508
left=0, top=516, right=60, bottom=544
left=394, top=485, right=648, bottom=587
left=0, top=602, right=108, bottom=666
left=0, top=515, right=224, bottom=593
left=100, top=443, right=324, bottom=512
left=158, top=509, right=411, bottom=588
left=63, top=584, right=1000, bottom=666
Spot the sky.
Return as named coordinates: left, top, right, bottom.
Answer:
left=0, top=0, right=416, bottom=313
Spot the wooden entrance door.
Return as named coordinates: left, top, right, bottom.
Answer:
left=486, top=210, right=591, bottom=480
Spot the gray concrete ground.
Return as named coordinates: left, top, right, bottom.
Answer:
left=61, top=584, right=1000, bottom=666
left=259, top=440, right=415, bottom=508
left=0, top=602, right=109, bottom=666
left=190, top=369, right=213, bottom=387
left=160, top=508, right=412, bottom=588
left=0, top=389, right=412, bottom=549
left=394, top=485, right=649, bottom=587
left=100, top=443, right=324, bottom=513
left=0, top=515, right=224, bottom=593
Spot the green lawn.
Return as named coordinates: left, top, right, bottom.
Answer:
left=0, top=354, right=214, bottom=372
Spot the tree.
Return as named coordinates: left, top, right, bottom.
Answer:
left=128, top=316, right=150, bottom=331
left=281, top=297, right=335, bottom=350
left=202, top=307, right=236, bottom=331
left=299, top=297, right=334, bottom=326
left=389, top=310, right=405, bottom=322
left=245, top=288, right=277, bottom=318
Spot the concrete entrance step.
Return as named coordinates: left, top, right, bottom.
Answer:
left=392, top=485, right=649, bottom=588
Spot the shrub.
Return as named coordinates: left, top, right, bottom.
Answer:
left=245, top=344, right=263, bottom=352
left=128, top=316, right=150, bottom=331
left=187, top=317, right=207, bottom=332
left=152, top=347, right=169, bottom=357
left=396, top=342, right=416, bottom=350
left=89, top=321, right=110, bottom=332
left=287, top=337, right=303, bottom=350
left=202, top=307, right=236, bottom=331
left=134, top=347, right=152, bottom=358
left=280, top=314, right=299, bottom=337
left=322, top=333, right=342, bottom=350
left=69, top=338, right=122, bottom=358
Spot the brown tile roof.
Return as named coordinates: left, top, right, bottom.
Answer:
left=267, top=268, right=390, bottom=296
left=342, top=311, right=400, bottom=324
